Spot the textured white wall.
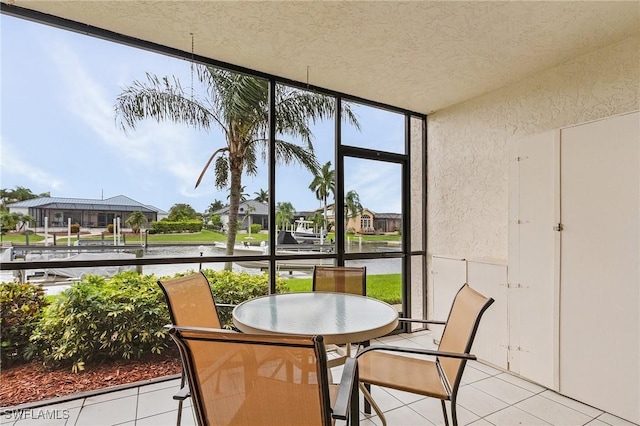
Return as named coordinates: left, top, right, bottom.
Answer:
left=426, top=34, right=640, bottom=265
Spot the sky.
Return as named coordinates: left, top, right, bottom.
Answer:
left=1, top=14, right=404, bottom=215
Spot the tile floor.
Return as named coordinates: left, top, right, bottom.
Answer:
left=2, top=331, right=637, bottom=426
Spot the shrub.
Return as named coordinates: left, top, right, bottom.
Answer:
left=70, top=223, right=81, bottom=234
left=26, top=269, right=290, bottom=372
left=106, top=224, right=114, bottom=233
left=250, top=224, right=262, bottom=234
left=0, top=282, right=48, bottom=367
left=30, top=272, right=170, bottom=372
left=207, top=215, right=222, bottom=230
left=150, top=220, right=203, bottom=234
left=201, top=269, right=289, bottom=327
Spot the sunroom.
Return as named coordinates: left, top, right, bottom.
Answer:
left=0, top=1, right=638, bottom=425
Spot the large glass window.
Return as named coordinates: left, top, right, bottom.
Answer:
left=343, top=157, right=403, bottom=254
left=1, top=10, right=426, bottom=326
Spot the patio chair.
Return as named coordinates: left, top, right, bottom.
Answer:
left=312, top=266, right=367, bottom=367
left=157, top=272, right=235, bottom=426
left=356, top=283, right=494, bottom=426
left=167, top=326, right=360, bottom=426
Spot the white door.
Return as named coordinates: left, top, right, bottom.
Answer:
left=431, top=256, right=467, bottom=341
left=559, top=112, right=639, bottom=423
left=467, top=260, right=509, bottom=370
left=508, top=130, right=560, bottom=389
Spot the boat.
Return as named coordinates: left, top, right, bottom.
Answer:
left=213, top=231, right=333, bottom=272
left=290, top=218, right=328, bottom=244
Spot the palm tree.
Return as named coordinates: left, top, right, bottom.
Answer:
left=126, top=210, right=148, bottom=245
left=126, top=210, right=148, bottom=233
left=276, top=202, right=296, bottom=230
left=308, top=161, right=335, bottom=235
left=309, top=211, right=325, bottom=231
left=344, top=190, right=363, bottom=232
left=115, top=67, right=359, bottom=267
left=16, top=214, right=34, bottom=232
left=254, top=188, right=269, bottom=203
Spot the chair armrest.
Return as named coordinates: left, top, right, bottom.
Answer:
left=331, top=357, right=359, bottom=421
left=216, top=303, right=236, bottom=309
left=399, top=318, right=446, bottom=325
left=356, top=344, right=477, bottom=361
left=173, top=385, right=191, bottom=401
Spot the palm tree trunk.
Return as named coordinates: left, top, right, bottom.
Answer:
left=225, top=156, right=243, bottom=270
left=322, top=196, right=328, bottom=235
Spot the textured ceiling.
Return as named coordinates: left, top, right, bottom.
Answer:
left=4, top=1, right=640, bottom=114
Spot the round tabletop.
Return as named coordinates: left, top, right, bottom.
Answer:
left=232, top=292, right=399, bottom=345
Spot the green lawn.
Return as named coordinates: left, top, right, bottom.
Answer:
left=5, top=229, right=401, bottom=246
left=282, top=273, right=402, bottom=305
left=0, top=233, right=45, bottom=243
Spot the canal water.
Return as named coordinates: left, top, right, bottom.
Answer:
left=1, top=242, right=401, bottom=295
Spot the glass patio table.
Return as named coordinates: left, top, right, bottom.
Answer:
left=232, top=292, right=399, bottom=345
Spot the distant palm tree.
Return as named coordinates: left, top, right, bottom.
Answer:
left=227, top=185, right=249, bottom=203
left=309, top=211, right=325, bottom=231
left=126, top=210, right=148, bottom=233
left=308, top=161, right=335, bottom=234
left=276, top=202, right=296, bottom=230
left=16, top=214, right=34, bottom=232
left=344, top=190, right=363, bottom=232
left=254, top=188, right=269, bottom=203
left=116, top=66, right=359, bottom=268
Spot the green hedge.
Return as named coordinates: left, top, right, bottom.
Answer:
left=200, top=269, right=288, bottom=326
left=150, top=220, right=203, bottom=234
left=18, top=270, right=287, bottom=372
left=0, top=282, right=48, bottom=367
left=30, top=272, right=169, bottom=372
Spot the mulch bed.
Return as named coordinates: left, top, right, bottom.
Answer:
left=0, top=351, right=182, bottom=408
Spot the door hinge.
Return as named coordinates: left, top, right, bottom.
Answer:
left=501, top=283, right=529, bottom=289
left=516, top=156, right=529, bottom=162
left=553, top=223, right=564, bottom=231
left=501, top=345, right=529, bottom=353
left=516, top=219, right=529, bottom=225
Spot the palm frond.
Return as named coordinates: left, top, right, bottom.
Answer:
left=199, top=66, right=267, bottom=127
left=115, top=73, right=215, bottom=133
left=213, top=155, right=229, bottom=190
left=273, top=139, right=320, bottom=175
left=195, top=147, right=229, bottom=189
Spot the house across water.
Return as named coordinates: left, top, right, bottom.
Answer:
left=6, top=194, right=168, bottom=229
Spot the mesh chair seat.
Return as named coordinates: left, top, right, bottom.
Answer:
left=358, top=351, right=448, bottom=399
left=356, top=284, right=494, bottom=426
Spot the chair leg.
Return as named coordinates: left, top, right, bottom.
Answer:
left=359, top=383, right=387, bottom=426
left=451, top=399, right=458, bottom=426
left=440, top=400, right=449, bottom=426
left=176, top=400, right=183, bottom=426
left=176, top=369, right=186, bottom=426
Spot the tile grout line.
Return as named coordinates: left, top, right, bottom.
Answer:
left=133, top=386, right=140, bottom=426
left=537, top=391, right=605, bottom=420
left=480, top=404, right=554, bottom=426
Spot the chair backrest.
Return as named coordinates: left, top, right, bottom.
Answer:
left=437, top=284, right=494, bottom=393
left=157, top=272, right=222, bottom=328
left=312, top=266, right=366, bottom=295
left=168, top=326, right=333, bottom=426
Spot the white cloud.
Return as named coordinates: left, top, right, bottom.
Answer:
left=0, top=140, right=64, bottom=192
left=345, top=160, right=402, bottom=213
left=44, top=40, right=222, bottom=203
